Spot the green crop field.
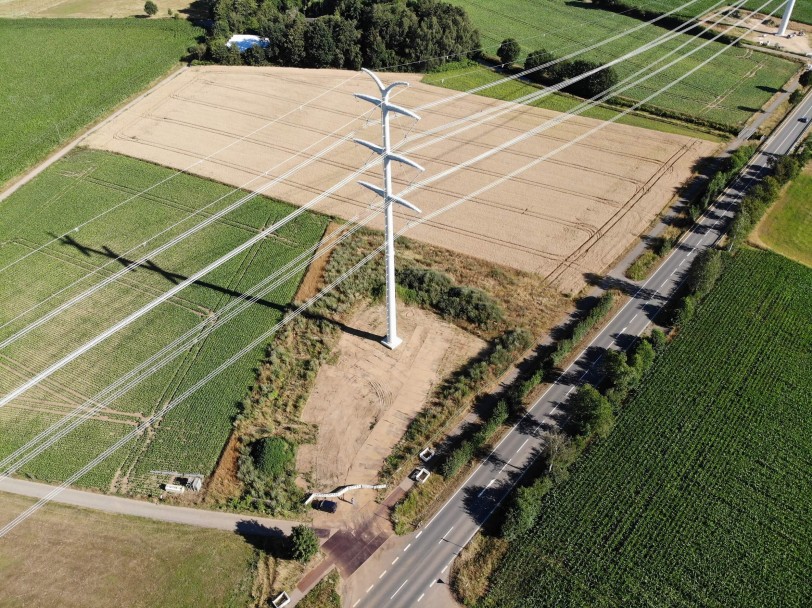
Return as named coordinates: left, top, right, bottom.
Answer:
left=619, top=0, right=812, bottom=26
left=0, top=18, right=200, bottom=188
left=482, top=248, right=812, bottom=607
left=756, top=166, right=812, bottom=267
left=446, top=0, right=798, bottom=130
left=423, top=63, right=725, bottom=141
left=0, top=149, right=328, bottom=492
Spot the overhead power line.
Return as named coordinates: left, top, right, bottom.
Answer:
left=0, top=0, right=784, bottom=537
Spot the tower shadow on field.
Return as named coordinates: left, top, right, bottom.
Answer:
left=52, top=233, right=287, bottom=313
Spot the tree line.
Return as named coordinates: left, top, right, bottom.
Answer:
left=196, top=0, right=480, bottom=71
left=497, top=37, right=619, bottom=99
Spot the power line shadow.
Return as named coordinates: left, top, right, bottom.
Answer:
left=51, top=233, right=287, bottom=313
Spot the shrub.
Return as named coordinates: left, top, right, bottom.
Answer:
left=648, top=328, right=668, bottom=353
left=144, top=0, right=158, bottom=16
left=439, top=286, right=503, bottom=326
left=253, top=437, right=294, bottom=480
left=550, top=291, right=614, bottom=367
left=626, top=250, right=659, bottom=281
left=789, top=90, right=804, bottom=105
left=656, top=236, right=674, bottom=257
left=397, top=267, right=453, bottom=306
left=396, top=267, right=503, bottom=327
left=676, top=294, right=697, bottom=327
left=290, top=525, right=319, bottom=563
left=441, top=440, right=475, bottom=477
left=500, top=477, right=553, bottom=541
left=524, top=48, right=556, bottom=80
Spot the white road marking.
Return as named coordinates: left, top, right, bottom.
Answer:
left=404, top=543, right=411, bottom=552
left=353, top=600, right=361, bottom=607
left=418, top=593, right=425, bottom=602
left=379, top=570, right=387, bottom=579
left=660, top=279, right=668, bottom=288
left=566, top=386, right=575, bottom=395
left=429, top=580, right=436, bottom=588
left=678, top=259, right=684, bottom=267
left=518, top=438, right=529, bottom=451
left=499, top=458, right=512, bottom=473
left=366, top=585, right=374, bottom=593
left=391, top=580, right=408, bottom=600
left=631, top=313, right=639, bottom=322
left=478, top=479, right=495, bottom=497
left=442, top=561, right=451, bottom=573
left=392, top=557, right=399, bottom=565
left=415, top=531, right=423, bottom=539
left=620, top=326, right=628, bottom=334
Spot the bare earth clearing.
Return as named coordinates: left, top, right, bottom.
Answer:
left=85, top=67, right=718, bottom=295
left=708, top=7, right=812, bottom=55
left=0, top=0, right=194, bottom=18
left=297, top=303, right=485, bottom=493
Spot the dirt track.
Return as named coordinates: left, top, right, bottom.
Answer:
left=85, top=66, right=718, bottom=294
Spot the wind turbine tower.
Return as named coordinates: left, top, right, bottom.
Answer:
left=354, top=69, right=425, bottom=350
left=777, top=0, right=796, bottom=36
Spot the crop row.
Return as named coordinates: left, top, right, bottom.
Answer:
left=481, top=249, right=812, bottom=607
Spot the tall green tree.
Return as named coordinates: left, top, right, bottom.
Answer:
left=570, top=384, right=614, bottom=438
left=497, top=38, right=521, bottom=65
left=290, top=525, right=319, bottom=563
left=687, top=248, right=723, bottom=297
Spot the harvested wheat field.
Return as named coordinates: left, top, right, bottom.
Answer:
left=0, top=0, right=194, bottom=18
left=85, top=66, right=719, bottom=294
left=296, top=303, right=485, bottom=492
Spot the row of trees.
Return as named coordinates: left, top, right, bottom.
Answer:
left=496, top=37, right=618, bottom=99
left=499, top=328, right=666, bottom=541
left=204, top=0, right=480, bottom=71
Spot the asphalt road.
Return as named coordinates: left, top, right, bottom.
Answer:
left=355, top=89, right=812, bottom=608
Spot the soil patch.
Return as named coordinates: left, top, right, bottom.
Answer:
left=707, top=7, right=812, bottom=56
left=296, top=303, right=485, bottom=493
left=294, top=221, right=343, bottom=303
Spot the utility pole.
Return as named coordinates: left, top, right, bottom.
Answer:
left=777, top=0, right=796, bottom=36
left=354, top=69, right=424, bottom=350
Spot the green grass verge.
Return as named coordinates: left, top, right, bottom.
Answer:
left=444, top=0, right=797, bottom=130
left=0, top=18, right=201, bottom=187
left=0, top=149, right=328, bottom=492
left=299, top=570, right=342, bottom=608
left=423, top=63, right=725, bottom=141
left=755, top=168, right=812, bottom=267
left=481, top=248, right=812, bottom=607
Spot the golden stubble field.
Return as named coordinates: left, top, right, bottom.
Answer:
left=0, top=0, right=194, bottom=18
left=85, top=66, right=719, bottom=295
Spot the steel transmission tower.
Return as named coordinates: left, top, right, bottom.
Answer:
left=354, top=69, right=425, bottom=349
left=777, top=0, right=796, bottom=36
